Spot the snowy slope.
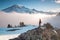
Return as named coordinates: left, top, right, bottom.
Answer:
left=0, top=25, right=38, bottom=35
left=2, top=5, right=39, bottom=13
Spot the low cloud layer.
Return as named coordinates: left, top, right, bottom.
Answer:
left=0, top=11, right=59, bottom=28
left=47, top=8, right=60, bottom=12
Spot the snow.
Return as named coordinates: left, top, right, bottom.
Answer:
left=0, top=25, right=38, bottom=35
left=0, top=34, right=19, bottom=40
left=2, top=5, right=38, bottom=13
left=0, top=25, right=38, bottom=40
left=52, top=30, right=57, bottom=34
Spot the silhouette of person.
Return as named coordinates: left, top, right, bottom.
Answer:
left=39, top=19, right=41, bottom=27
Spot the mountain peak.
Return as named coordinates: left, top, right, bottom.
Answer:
left=12, top=4, right=19, bottom=7
left=11, top=4, right=25, bottom=8
left=2, top=4, right=40, bottom=13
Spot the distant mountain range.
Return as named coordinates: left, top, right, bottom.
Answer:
left=2, top=5, right=41, bottom=13
left=2, top=5, right=57, bottom=14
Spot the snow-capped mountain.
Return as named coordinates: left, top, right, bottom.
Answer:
left=2, top=5, right=40, bottom=13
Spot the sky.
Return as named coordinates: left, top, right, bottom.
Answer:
left=0, top=0, right=60, bottom=12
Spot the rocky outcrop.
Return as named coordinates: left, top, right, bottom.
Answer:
left=7, top=24, right=12, bottom=28
left=56, top=12, right=60, bottom=16
left=19, top=22, right=25, bottom=27
left=56, top=29, right=60, bottom=40
left=9, top=23, right=60, bottom=40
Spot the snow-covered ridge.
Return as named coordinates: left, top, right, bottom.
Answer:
left=2, top=5, right=40, bottom=13
left=1, top=4, right=58, bottom=14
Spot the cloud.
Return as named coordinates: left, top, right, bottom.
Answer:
left=47, top=8, right=60, bottom=12
left=0, top=11, right=55, bottom=27
left=55, top=0, right=60, bottom=3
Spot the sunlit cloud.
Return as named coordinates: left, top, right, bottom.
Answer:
left=55, top=0, right=60, bottom=3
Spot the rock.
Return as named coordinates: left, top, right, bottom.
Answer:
left=7, top=24, right=12, bottom=28
left=44, top=23, right=54, bottom=29
left=9, top=23, right=59, bottom=40
left=9, top=28, right=43, bottom=40
left=56, top=29, right=60, bottom=40
left=56, top=12, right=60, bottom=16
left=19, top=22, right=25, bottom=27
